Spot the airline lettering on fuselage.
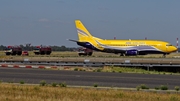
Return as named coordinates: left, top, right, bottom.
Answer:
left=125, top=42, right=146, bottom=45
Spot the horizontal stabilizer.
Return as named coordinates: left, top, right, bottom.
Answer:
left=67, top=39, right=79, bottom=42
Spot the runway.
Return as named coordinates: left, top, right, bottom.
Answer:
left=0, top=67, right=179, bottom=89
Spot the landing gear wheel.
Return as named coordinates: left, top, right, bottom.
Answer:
left=162, top=54, right=166, bottom=58
left=120, top=53, right=125, bottom=56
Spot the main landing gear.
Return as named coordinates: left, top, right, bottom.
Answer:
left=120, top=53, right=125, bottom=56
left=162, top=54, right=166, bottom=58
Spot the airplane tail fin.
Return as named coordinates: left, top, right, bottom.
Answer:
left=75, top=20, right=94, bottom=41
left=75, top=20, right=104, bottom=50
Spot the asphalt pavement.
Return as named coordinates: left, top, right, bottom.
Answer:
left=0, top=67, right=179, bottom=89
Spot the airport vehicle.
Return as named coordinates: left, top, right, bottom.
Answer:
left=4, top=46, right=22, bottom=55
left=78, top=47, right=93, bottom=56
left=33, top=46, right=52, bottom=55
left=22, top=51, right=29, bottom=56
left=68, top=20, right=177, bottom=57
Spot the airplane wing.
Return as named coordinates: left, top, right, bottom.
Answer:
left=94, top=40, right=127, bottom=52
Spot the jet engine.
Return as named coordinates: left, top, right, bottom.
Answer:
left=125, top=50, right=138, bottom=56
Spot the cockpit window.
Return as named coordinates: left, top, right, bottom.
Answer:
left=166, top=44, right=172, bottom=46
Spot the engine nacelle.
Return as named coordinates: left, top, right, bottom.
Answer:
left=125, top=50, right=138, bottom=56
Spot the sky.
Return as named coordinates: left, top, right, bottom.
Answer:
left=0, top=0, right=180, bottom=47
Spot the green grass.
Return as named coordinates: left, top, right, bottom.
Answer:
left=0, top=83, right=180, bottom=101
left=100, top=66, right=177, bottom=75
left=1, top=51, right=180, bottom=59
left=48, top=66, right=180, bottom=75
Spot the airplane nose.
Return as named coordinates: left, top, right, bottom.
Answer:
left=173, top=46, right=178, bottom=52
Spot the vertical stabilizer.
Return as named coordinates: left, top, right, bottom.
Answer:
left=75, top=20, right=104, bottom=50
left=75, top=20, right=93, bottom=41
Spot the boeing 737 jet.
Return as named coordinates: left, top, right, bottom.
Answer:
left=68, top=20, right=177, bottom=57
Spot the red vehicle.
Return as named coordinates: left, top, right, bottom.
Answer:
left=22, top=51, right=29, bottom=56
left=33, top=46, right=52, bottom=55
left=4, top=46, right=22, bottom=56
left=78, top=47, right=93, bottom=56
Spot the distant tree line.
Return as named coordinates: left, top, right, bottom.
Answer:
left=0, top=45, right=6, bottom=51
left=0, top=45, right=77, bottom=51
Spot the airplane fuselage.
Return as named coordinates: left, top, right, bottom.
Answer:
left=70, top=20, right=177, bottom=56
left=77, top=39, right=177, bottom=55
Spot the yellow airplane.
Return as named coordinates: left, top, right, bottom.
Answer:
left=69, top=20, right=177, bottom=57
